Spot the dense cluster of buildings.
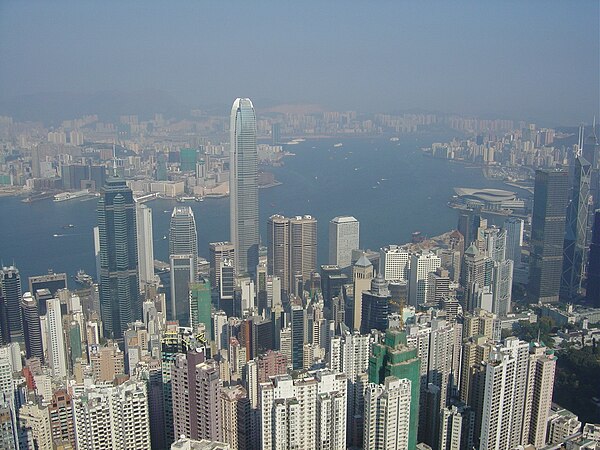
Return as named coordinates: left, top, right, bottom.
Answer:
left=425, top=124, right=563, bottom=169
left=0, top=99, right=598, bottom=450
left=0, top=106, right=535, bottom=202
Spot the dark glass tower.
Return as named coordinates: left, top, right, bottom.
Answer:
left=361, top=274, right=391, bottom=333
left=97, top=177, right=140, bottom=340
left=21, top=293, right=44, bottom=362
left=561, top=157, right=591, bottom=300
left=290, top=304, right=305, bottom=369
left=583, top=124, right=599, bottom=197
left=528, top=169, right=569, bottom=303
left=0, top=266, right=24, bottom=343
left=586, top=210, right=600, bottom=307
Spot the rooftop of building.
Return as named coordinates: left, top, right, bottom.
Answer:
left=454, top=187, right=517, bottom=202
left=171, top=437, right=231, bottom=450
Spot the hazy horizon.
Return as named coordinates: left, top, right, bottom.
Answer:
left=1, top=1, right=598, bottom=125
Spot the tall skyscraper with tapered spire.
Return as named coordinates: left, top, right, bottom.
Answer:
left=230, top=98, right=259, bottom=276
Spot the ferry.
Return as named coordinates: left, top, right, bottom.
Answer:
left=286, top=138, right=305, bottom=145
left=390, top=137, right=400, bottom=142
left=75, top=270, right=93, bottom=285
left=333, top=143, right=343, bottom=148
left=21, top=192, right=54, bottom=203
left=134, top=192, right=159, bottom=203
left=54, top=189, right=93, bottom=202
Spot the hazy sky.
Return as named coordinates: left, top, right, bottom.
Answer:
left=0, top=1, right=598, bottom=124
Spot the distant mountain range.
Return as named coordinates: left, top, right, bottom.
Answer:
left=0, top=89, right=190, bottom=125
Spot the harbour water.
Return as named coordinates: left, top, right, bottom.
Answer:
left=0, top=136, right=513, bottom=283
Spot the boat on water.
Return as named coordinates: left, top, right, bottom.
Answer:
left=75, top=270, right=93, bottom=285
left=53, top=234, right=63, bottom=238
left=390, top=137, right=400, bottom=142
left=62, top=224, right=75, bottom=229
left=54, top=189, right=94, bottom=202
left=21, top=192, right=54, bottom=203
left=333, top=143, right=343, bottom=148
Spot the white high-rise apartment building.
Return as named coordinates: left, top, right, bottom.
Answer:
left=406, top=315, right=461, bottom=445
left=46, top=298, right=67, bottom=378
left=379, top=245, right=411, bottom=281
left=408, top=252, right=441, bottom=307
left=19, top=404, right=52, bottom=450
left=329, top=216, right=359, bottom=269
left=491, top=259, right=513, bottom=317
left=136, top=203, right=155, bottom=285
left=72, top=380, right=150, bottom=450
left=363, top=376, right=412, bottom=450
left=213, top=311, right=228, bottom=353
left=259, top=370, right=347, bottom=450
left=328, top=331, right=370, bottom=448
left=479, top=338, right=530, bottom=450
left=230, top=98, right=259, bottom=275
left=438, top=404, right=473, bottom=450
left=328, top=331, right=370, bottom=381
left=0, top=346, right=14, bottom=401
left=523, top=343, right=557, bottom=448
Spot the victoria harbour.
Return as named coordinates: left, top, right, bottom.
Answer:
left=0, top=135, right=511, bottom=283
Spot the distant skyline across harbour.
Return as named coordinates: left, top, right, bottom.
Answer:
left=0, top=136, right=515, bottom=283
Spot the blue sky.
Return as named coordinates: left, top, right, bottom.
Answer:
left=0, top=0, right=598, bottom=124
